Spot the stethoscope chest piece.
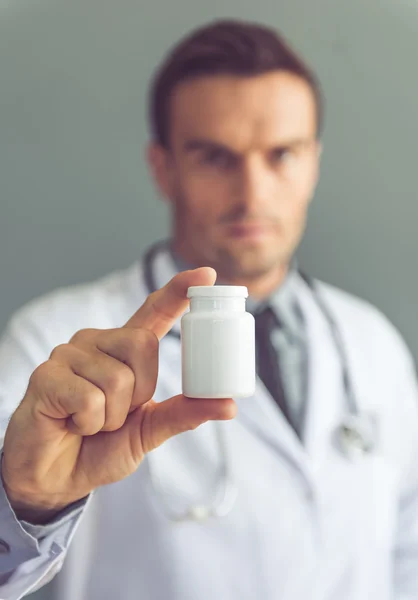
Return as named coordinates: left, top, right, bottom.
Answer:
left=335, top=413, right=377, bottom=461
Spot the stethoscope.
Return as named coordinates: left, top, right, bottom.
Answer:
left=143, top=242, right=377, bottom=522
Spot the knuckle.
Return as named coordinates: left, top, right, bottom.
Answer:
left=103, top=365, right=134, bottom=396
left=102, top=414, right=126, bottom=432
left=143, top=290, right=159, bottom=308
left=70, top=328, right=98, bottom=345
left=49, top=343, right=69, bottom=361
left=124, top=328, right=158, bottom=358
left=136, top=328, right=159, bottom=354
left=70, top=418, right=101, bottom=437
left=81, top=387, right=105, bottom=414
left=29, top=361, right=52, bottom=390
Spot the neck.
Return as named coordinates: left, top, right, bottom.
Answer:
left=171, top=242, right=289, bottom=301
left=215, top=263, right=289, bottom=300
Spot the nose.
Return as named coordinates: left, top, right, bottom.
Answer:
left=233, top=156, right=276, bottom=214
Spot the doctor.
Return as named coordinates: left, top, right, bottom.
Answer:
left=0, top=18, right=418, bottom=600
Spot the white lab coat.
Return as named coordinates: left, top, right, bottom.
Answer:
left=0, top=250, right=418, bottom=600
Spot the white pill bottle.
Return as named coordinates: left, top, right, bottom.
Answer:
left=181, top=285, right=255, bottom=398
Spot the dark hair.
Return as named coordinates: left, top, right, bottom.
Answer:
left=149, top=19, right=324, bottom=148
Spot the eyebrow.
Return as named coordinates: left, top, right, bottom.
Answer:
left=182, top=137, right=312, bottom=154
left=183, top=139, right=234, bottom=154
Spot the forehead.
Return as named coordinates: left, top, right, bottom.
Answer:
left=169, top=72, right=317, bottom=150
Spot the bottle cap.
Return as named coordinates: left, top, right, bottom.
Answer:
left=187, top=285, right=248, bottom=299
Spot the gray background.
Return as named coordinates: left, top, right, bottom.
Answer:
left=0, top=0, right=417, bottom=597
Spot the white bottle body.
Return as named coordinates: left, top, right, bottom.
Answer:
left=181, top=287, right=255, bottom=399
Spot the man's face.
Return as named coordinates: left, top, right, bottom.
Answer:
left=148, top=71, right=321, bottom=280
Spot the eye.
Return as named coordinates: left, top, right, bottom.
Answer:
left=200, top=149, right=236, bottom=170
left=270, top=148, right=295, bottom=166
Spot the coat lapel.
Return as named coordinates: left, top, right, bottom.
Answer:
left=297, top=277, right=345, bottom=474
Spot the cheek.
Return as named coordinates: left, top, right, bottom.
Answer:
left=279, top=181, right=312, bottom=214
left=187, top=169, right=231, bottom=194
left=281, top=163, right=317, bottom=210
left=275, top=180, right=313, bottom=237
left=182, top=174, right=231, bottom=222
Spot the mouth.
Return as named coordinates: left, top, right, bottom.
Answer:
left=224, top=222, right=272, bottom=241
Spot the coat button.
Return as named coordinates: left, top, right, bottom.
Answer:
left=0, top=540, right=10, bottom=554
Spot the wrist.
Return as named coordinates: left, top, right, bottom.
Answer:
left=1, top=460, right=79, bottom=525
left=3, top=480, right=78, bottom=524
left=4, top=489, right=71, bottom=525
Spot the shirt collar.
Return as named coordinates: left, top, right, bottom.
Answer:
left=247, top=261, right=303, bottom=341
left=167, top=241, right=303, bottom=341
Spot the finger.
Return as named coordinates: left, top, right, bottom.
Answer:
left=127, top=395, right=237, bottom=455
left=66, top=381, right=106, bottom=436
left=50, top=344, right=135, bottom=432
left=30, top=362, right=106, bottom=436
left=124, top=267, right=216, bottom=339
left=95, top=329, right=158, bottom=411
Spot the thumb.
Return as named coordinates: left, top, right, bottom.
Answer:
left=129, top=395, right=237, bottom=455
left=124, top=267, right=217, bottom=340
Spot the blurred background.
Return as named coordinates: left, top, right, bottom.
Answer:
left=0, top=0, right=417, bottom=595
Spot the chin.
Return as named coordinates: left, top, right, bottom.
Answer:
left=220, top=247, right=283, bottom=279
left=227, top=239, right=273, bottom=259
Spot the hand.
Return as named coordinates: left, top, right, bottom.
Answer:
left=1, top=268, right=236, bottom=523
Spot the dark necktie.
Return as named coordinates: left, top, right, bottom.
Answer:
left=254, top=306, right=293, bottom=427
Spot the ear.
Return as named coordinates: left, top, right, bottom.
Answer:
left=146, top=143, right=174, bottom=201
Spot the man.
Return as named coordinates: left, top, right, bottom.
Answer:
left=0, top=19, right=418, bottom=600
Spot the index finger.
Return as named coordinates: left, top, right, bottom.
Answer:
left=124, top=267, right=217, bottom=339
